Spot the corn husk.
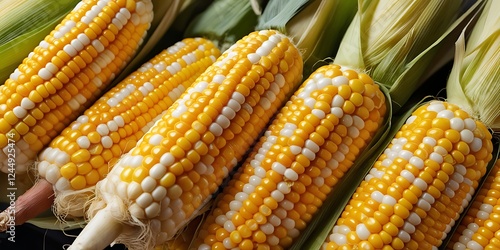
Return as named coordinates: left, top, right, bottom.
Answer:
left=0, top=0, right=80, bottom=84
left=334, top=0, right=484, bottom=113
left=184, top=0, right=259, bottom=51
left=446, top=0, right=500, bottom=131
left=256, top=0, right=357, bottom=76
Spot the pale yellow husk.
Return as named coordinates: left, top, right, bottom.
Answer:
left=256, top=0, right=357, bottom=75
left=446, top=0, right=500, bottom=130
left=334, top=0, right=481, bottom=112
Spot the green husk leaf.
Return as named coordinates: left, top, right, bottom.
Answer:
left=27, top=215, right=87, bottom=231
left=446, top=0, right=500, bottom=130
left=0, top=0, right=80, bottom=84
left=387, top=0, right=484, bottom=113
left=334, top=0, right=483, bottom=113
left=0, top=0, right=78, bottom=44
left=256, top=0, right=357, bottom=76
left=184, top=0, right=258, bottom=51
left=256, top=0, right=309, bottom=31
left=150, top=0, right=213, bottom=53
left=0, top=19, right=59, bottom=84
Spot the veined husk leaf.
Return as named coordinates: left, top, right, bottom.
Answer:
left=151, top=0, right=213, bottom=51
left=256, top=0, right=357, bottom=76
left=255, top=0, right=309, bottom=34
left=447, top=0, right=500, bottom=131
left=184, top=0, right=258, bottom=51
left=0, top=0, right=80, bottom=84
left=335, top=0, right=483, bottom=112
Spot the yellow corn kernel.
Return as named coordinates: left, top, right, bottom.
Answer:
left=0, top=0, right=154, bottom=174
left=60, top=162, right=78, bottom=179
left=70, top=175, right=86, bottom=190
left=322, top=101, right=492, bottom=249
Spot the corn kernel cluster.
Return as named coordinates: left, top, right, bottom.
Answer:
left=448, top=159, right=500, bottom=250
left=37, top=38, right=220, bottom=194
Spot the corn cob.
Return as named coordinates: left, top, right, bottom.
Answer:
left=34, top=37, right=220, bottom=218
left=322, top=100, right=493, bottom=249
left=191, top=64, right=387, bottom=249
left=69, top=29, right=303, bottom=250
left=0, top=0, right=154, bottom=174
left=447, top=158, right=500, bottom=250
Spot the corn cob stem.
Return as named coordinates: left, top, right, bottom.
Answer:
left=69, top=203, right=137, bottom=250
left=0, top=179, right=53, bottom=231
left=70, top=29, right=303, bottom=249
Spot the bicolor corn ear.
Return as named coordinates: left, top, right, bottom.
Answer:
left=323, top=100, right=492, bottom=249
left=69, top=29, right=304, bottom=250
left=0, top=0, right=154, bottom=174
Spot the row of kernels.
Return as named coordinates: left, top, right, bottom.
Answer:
left=449, top=159, right=500, bottom=250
